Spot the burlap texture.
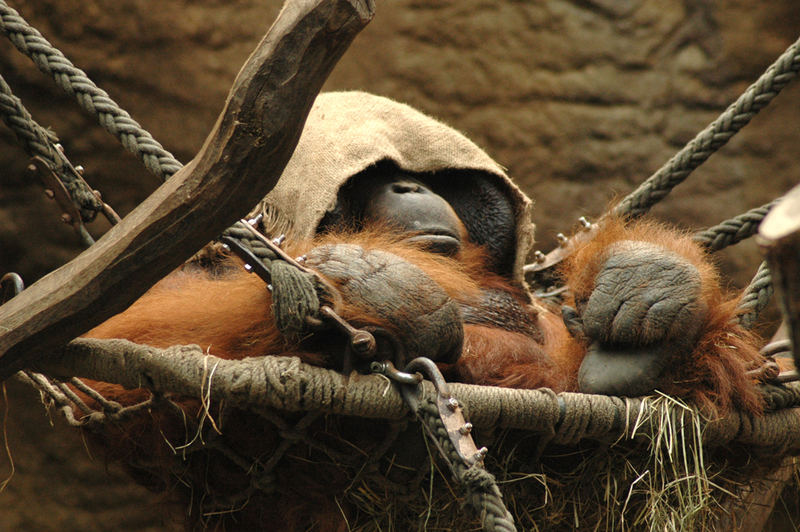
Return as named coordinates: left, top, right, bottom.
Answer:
left=249, top=91, right=535, bottom=283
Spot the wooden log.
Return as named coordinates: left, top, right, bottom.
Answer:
left=0, top=0, right=375, bottom=380
left=758, top=182, right=800, bottom=371
left=715, top=457, right=797, bottom=532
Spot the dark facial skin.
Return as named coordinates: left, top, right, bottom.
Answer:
left=353, top=174, right=466, bottom=256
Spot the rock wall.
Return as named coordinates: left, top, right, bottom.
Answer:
left=0, top=1, right=799, bottom=529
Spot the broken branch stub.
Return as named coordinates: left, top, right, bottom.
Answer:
left=0, top=0, right=375, bottom=380
left=758, top=182, right=800, bottom=370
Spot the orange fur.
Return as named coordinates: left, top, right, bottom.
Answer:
left=74, top=219, right=764, bottom=530
left=560, top=216, right=764, bottom=414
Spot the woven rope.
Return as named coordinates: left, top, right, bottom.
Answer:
left=0, top=2, right=303, bottom=265
left=0, top=1, right=320, bottom=275
left=416, top=398, right=516, bottom=532
left=0, top=72, right=102, bottom=220
left=690, top=200, right=782, bottom=328
left=41, top=338, right=800, bottom=453
left=613, top=36, right=800, bottom=219
left=737, top=261, right=774, bottom=330
left=693, top=198, right=780, bottom=252
left=0, top=1, right=182, bottom=180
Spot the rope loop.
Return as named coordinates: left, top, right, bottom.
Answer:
left=220, top=223, right=324, bottom=340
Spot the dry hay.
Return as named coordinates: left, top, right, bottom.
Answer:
left=335, top=394, right=774, bottom=531
left=70, top=389, right=786, bottom=531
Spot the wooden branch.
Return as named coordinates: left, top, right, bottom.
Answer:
left=758, top=182, right=800, bottom=370
left=716, top=456, right=797, bottom=531
left=0, top=0, right=375, bottom=380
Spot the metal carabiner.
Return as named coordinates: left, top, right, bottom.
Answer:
left=370, top=360, right=422, bottom=386
left=1, top=272, right=24, bottom=304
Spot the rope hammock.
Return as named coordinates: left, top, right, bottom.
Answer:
left=2, top=2, right=800, bottom=530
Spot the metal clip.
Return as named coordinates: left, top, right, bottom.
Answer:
left=370, top=360, right=423, bottom=386
left=393, top=357, right=487, bottom=467
left=1, top=272, right=24, bottom=304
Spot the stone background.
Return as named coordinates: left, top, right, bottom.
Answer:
left=0, top=0, right=799, bottom=529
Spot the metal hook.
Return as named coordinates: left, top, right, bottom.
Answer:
left=370, top=360, right=422, bottom=386
left=386, top=357, right=487, bottom=466
left=1, top=272, right=24, bottom=304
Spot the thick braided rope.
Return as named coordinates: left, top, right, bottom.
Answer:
left=0, top=0, right=322, bottom=329
left=690, top=200, right=779, bottom=328
left=737, top=261, right=773, bottom=330
left=40, top=340, right=800, bottom=451
left=416, top=398, right=516, bottom=532
left=0, top=3, right=296, bottom=266
left=0, top=72, right=102, bottom=220
left=693, top=198, right=780, bottom=252
left=0, top=3, right=315, bottom=288
left=613, top=36, right=800, bottom=219
left=0, top=1, right=182, bottom=180
left=218, top=223, right=323, bottom=338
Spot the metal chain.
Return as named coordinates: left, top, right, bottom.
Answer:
left=0, top=1, right=182, bottom=180
left=613, top=35, right=800, bottom=219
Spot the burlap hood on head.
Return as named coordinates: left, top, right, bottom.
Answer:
left=249, top=91, right=535, bottom=283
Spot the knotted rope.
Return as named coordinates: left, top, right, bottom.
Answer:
left=219, top=223, right=323, bottom=339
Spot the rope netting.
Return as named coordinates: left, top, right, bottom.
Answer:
left=1, top=1, right=800, bottom=530
left=27, top=339, right=800, bottom=530
left=34, top=339, right=800, bottom=451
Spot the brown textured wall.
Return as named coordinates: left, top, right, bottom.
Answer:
left=1, top=1, right=799, bottom=529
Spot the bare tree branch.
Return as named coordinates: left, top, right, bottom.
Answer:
left=0, top=0, right=375, bottom=380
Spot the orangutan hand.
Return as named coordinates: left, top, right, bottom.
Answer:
left=306, top=243, right=463, bottom=364
left=567, top=241, right=708, bottom=396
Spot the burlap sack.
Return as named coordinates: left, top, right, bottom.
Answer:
left=249, top=91, right=535, bottom=283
